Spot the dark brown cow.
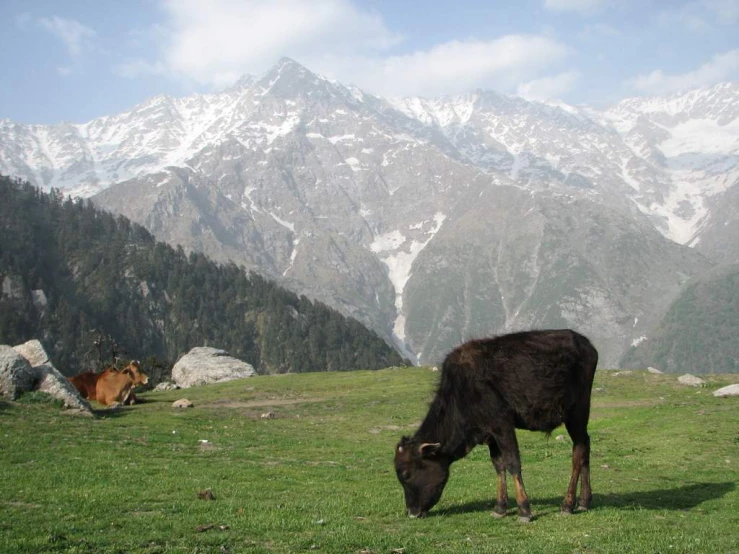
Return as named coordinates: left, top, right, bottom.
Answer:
left=95, top=361, right=149, bottom=406
left=394, top=329, right=598, bottom=521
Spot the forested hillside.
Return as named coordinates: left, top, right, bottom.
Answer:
left=0, top=175, right=405, bottom=374
left=621, top=263, right=739, bottom=373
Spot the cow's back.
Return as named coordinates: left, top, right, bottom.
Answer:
left=441, top=329, right=597, bottom=432
left=68, top=372, right=100, bottom=401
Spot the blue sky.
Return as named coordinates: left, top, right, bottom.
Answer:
left=1, top=0, right=737, bottom=124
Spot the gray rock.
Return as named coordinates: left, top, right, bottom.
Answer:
left=154, top=381, right=180, bottom=391
left=172, top=347, right=255, bottom=388
left=172, top=398, right=194, bottom=408
left=12, top=340, right=92, bottom=413
left=34, top=364, right=93, bottom=412
left=0, top=345, right=37, bottom=399
left=13, top=339, right=51, bottom=367
left=647, top=366, right=663, bottom=374
left=2, top=275, right=24, bottom=299
left=31, top=289, right=48, bottom=311
left=678, top=374, right=706, bottom=386
left=713, top=384, right=739, bottom=397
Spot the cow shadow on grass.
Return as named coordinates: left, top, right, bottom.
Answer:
left=92, top=406, right=135, bottom=418
left=435, top=482, right=735, bottom=518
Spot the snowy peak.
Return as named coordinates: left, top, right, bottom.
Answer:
left=603, top=82, right=739, bottom=133
left=0, top=57, right=736, bottom=250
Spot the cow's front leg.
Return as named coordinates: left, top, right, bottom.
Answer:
left=488, top=441, right=508, bottom=517
left=494, top=429, right=532, bottom=522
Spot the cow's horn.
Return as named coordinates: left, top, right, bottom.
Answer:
left=418, top=442, right=441, bottom=455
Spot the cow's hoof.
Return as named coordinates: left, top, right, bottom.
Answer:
left=518, top=515, right=533, bottom=523
left=576, top=504, right=590, bottom=512
left=560, top=505, right=574, bottom=515
left=492, top=509, right=507, bottom=519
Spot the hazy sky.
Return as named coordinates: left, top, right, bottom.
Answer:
left=1, top=0, right=737, bottom=124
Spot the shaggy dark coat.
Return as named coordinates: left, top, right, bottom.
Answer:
left=395, top=329, right=598, bottom=520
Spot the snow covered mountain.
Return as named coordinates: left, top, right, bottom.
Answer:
left=1, top=58, right=736, bottom=367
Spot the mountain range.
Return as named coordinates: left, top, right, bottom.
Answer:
left=1, top=58, right=737, bottom=370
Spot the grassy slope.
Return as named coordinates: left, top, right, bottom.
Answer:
left=0, top=368, right=737, bottom=554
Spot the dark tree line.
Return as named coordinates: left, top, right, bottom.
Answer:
left=0, top=175, right=405, bottom=375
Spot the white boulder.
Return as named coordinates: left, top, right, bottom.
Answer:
left=678, top=374, right=706, bottom=386
left=1, top=340, right=92, bottom=414
left=172, top=398, right=194, bottom=408
left=0, top=345, right=37, bottom=399
left=154, top=381, right=180, bottom=391
left=12, top=339, right=93, bottom=414
left=171, top=347, right=255, bottom=388
left=713, top=384, right=739, bottom=398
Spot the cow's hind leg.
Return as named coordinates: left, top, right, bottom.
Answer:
left=562, top=416, right=592, bottom=514
left=493, top=428, right=532, bottom=522
left=488, top=441, right=508, bottom=517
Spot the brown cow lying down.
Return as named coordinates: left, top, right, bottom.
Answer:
left=68, top=371, right=101, bottom=401
left=69, top=361, right=148, bottom=406
left=95, top=362, right=149, bottom=406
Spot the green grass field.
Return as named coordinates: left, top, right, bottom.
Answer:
left=1, top=368, right=737, bottom=553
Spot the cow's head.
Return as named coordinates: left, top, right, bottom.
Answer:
left=394, top=436, right=450, bottom=518
left=123, top=361, right=148, bottom=386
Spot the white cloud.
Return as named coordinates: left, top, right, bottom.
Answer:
left=517, top=70, right=581, bottom=101
left=156, top=0, right=401, bottom=87
left=543, top=0, right=608, bottom=15
left=119, top=1, right=571, bottom=99
left=328, top=36, right=570, bottom=98
left=57, top=66, right=73, bottom=77
left=37, top=15, right=96, bottom=58
left=627, top=49, right=739, bottom=96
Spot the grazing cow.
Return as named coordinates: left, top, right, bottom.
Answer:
left=394, top=329, right=598, bottom=521
left=69, top=361, right=145, bottom=404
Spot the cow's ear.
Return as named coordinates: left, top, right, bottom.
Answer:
left=418, top=442, right=441, bottom=458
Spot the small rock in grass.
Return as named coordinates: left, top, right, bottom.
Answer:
left=555, top=434, right=566, bottom=441
left=261, top=411, right=276, bottom=419
left=678, top=374, right=706, bottom=387
left=198, top=489, right=216, bottom=501
left=154, top=381, right=180, bottom=391
left=172, top=398, right=193, bottom=408
left=647, top=367, right=663, bottom=374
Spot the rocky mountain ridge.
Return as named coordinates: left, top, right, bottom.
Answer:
left=1, top=59, right=736, bottom=368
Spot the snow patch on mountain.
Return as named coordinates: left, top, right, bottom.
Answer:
left=371, top=212, right=447, bottom=360
left=659, top=118, right=739, bottom=159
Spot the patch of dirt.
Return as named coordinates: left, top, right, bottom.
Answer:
left=4, top=501, right=41, bottom=509
left=202, top=397, right=325, bottom=409
left=594, top=399, right=660, bottom=408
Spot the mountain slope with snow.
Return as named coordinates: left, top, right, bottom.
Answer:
left=1, top=59, right=735, bottom=367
